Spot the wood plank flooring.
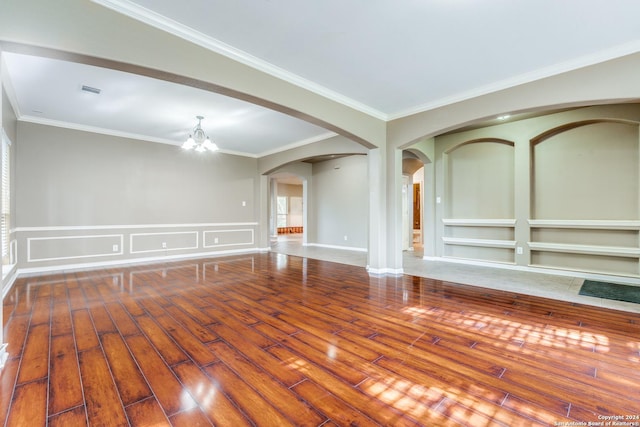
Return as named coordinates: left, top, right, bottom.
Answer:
left=2, top=253, right=640, bottom=426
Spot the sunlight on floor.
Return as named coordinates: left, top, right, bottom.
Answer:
left=402, top=305, right=610, bottom=352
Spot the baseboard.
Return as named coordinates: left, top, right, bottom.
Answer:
left=2, top=269, right=19, bottom=300
left=422, top=255, right=640, bottom=285
left=367, top=266, right=404, bottom=276
left=15, top=247, right=263, bottom=278
left=304, top=243, right=368, bottom=252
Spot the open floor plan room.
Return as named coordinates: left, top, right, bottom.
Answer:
left=2, top=253, right=639, bottom=426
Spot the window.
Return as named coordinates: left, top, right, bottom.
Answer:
left=1, top=129, right=10, bottom=266
left=276, top=196, right=288, bottom=228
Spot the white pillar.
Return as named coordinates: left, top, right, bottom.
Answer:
left=367, top=148, right=386, bottom=273
left=386, top=147, right=404, bottom=274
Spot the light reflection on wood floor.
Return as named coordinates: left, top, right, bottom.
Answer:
left=2, top=253, right=640, bottom=426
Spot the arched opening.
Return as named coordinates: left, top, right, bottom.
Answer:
left=265, top=153, right=369, bottom=267
left=402, top=151, right=425, bottom=253
left=269, top=172, right=307, bottom=252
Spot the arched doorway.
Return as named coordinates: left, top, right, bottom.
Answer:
left=269, top=172, right=307, bottom=251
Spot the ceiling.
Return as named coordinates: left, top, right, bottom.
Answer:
left=3, top=0, right=640, bottom=157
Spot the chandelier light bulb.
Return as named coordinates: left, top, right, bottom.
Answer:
left=182, top=116, right=218, bottom=153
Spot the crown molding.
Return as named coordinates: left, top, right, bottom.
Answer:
left=19, top=115, right=182, bottom=146
left=19, top=115, right=337, bottom=159
left=388, top=40, right=640, bottom=121
left=90, top=0, right=388, bottom=121
left=257, top=132, right=337, bottom=158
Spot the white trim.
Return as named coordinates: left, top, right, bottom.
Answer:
left=15, top=222, right=258, bottom=232
left=2, top=268, right=19, bottom=299
left=9, top=239, right=17, bottom=265
left=367, top=266, right=404, bottom=276
left=20, top=115, right=180, bottom=146
left=422, top=255, right=640, bottom=285
left=90, top=0, right=388, bottom=121
left=304, top=242, right=368, bottom=252
left=203, top=229, right=254, bottom=248
left=442, top=237, right=517, bottom=249
left=528, top=219, right=640, bottom=230
left=18, top=116, right=339, bottom=159
left=257, top=132, right=338, bottom=157
left=2, top=262, right=16, bottom=280
left=443, top=219, right=517, bottom=227
left=16, top=247, right=261, bottom=276
left=388, top=40, right=640, bottom=120
left=129, top=231, right=198, bottom=254
left=91, top=1, right=640, bottom=122
left=528, top=242, right=640, bottom=258
left=27, top=234, right=124, bottom=262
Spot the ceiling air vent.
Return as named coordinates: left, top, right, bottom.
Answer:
left=81, top=85, right=101, bottom=94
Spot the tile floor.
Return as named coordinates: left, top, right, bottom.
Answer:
left=271, top=234, right=640, bottom=314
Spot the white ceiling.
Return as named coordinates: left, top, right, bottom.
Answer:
left=2, top=52, right=335, bottom=157
left=4, top=0, right=640, bottom=156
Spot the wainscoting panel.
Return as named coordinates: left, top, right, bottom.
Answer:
left=16, top=222, right=259, bottom=272
left=27, top=234, right=123, bottom=262
left=130, top=231, right=199, bottom=254
left=203, top=229, right=254, bottom=248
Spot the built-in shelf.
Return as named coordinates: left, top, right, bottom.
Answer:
left=443, top=219, right=516, bottom=227
left=443, top=237, right=517, bottom=249
left=528, top=242, right=640, bottom=258
left=528, top=220, right=640, bottom=230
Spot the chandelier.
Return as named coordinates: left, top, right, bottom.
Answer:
left=181, top=116, right=219, bottom=152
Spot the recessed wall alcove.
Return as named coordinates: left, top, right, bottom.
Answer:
left=442, top=138, right=516, bottom=264
left=529, top=119, right=640, bottom=276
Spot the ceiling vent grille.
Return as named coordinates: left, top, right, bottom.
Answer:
left=81, top=85, right=101, bottom=94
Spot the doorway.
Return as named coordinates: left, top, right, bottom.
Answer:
left=269, top=173, right=306, bottom=251
left=402, top=151, right=426, bottom=254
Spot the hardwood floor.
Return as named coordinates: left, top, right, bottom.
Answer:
left=2, top=253, right=640, bottom=426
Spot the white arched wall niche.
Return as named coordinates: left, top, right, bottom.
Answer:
left=441, top=138, right=516, bottom=264
left=530, top=118, right=640, bottom=276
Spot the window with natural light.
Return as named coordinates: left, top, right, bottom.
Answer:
left=1, top=128, right=12, bottom=271
left=276, top=196, right=288, bottom=228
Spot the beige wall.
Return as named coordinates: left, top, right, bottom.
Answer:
left=15, top=122, right=262, bottom=270
left=533, top=121, right=638, bottom=220
left=311, top=155, right=368, bottom=250
left=433, top=103, right=640, bottom=277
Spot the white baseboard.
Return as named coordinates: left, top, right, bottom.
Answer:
left=2, top=269, right=19, bottom=300
left=16, top=247, right=262, bottom=278
left=304, top=242, right=368, bottom=252
left=367, top=266, right=404, bottom=276
left=422, top=255, right=640, bottom=285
